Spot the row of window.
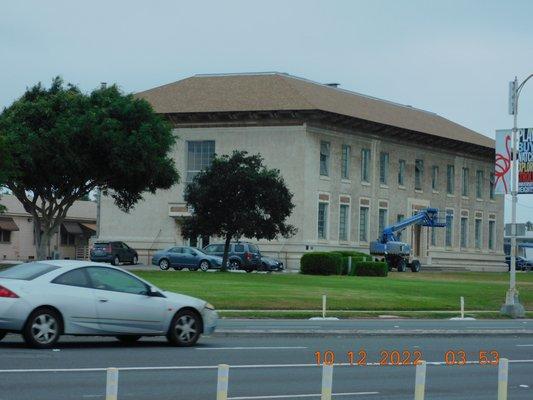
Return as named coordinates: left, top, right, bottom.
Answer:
left=0, top=229, right=11, bottom=243
left=319, top=141, right=496, bottom=200
left=317, top=200, right=497, bottom=251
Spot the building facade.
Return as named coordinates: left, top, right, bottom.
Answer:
left=0, top=194, right=96, bottom=261
left=99, top=73, right=505, bottom=271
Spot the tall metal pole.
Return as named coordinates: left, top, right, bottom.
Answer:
left=501, top=75, right=533, bottom=318
left=95, top=82, right=107, bottom=240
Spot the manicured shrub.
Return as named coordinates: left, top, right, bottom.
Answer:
left=354, top=261, right=388, bottom=277
left=330, top=251, right=371, bottom=275
left=300, top=252, right=343, bottom=275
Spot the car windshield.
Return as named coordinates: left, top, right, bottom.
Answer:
left=0, top=263, right=60, bottom=280
left=93, top=243, right=109, bottom=248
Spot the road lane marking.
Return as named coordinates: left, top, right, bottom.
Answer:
left=228, top=392, right=379, bottom=399
left=197, top=346, right=308, bottom=350
left=516, top=344, right=533, bottom=347
left=1, top=359, right=533, bottom=373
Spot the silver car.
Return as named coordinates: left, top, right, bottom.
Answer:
left=0, top=260, right=218, bottom=348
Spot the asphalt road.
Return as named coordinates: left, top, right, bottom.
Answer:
left=0, top=329, right=532, bottom=400
left=217, top=318, right=533, bottom=334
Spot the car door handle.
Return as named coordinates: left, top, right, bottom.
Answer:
left=98, top=298, right=109, bottom=303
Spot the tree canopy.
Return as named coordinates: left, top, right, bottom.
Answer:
left=182, top=150, right=296, bottom=269
left=0, top=77, right=179, bottom=259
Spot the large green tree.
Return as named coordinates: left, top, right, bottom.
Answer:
left=0, top=77, right=179, bottom=259
left=182, top=151, right=296, bottom=270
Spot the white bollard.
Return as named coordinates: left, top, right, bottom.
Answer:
left=498, top=358, right=509, bottom=400
left=322, top=294, right=327, bottom=319
left=106, top=368, right=119, bottom=400
left=321, top=363, right=333, bottom=400
left=460, top=296, right=465, bottom=319
left=217, top=364, right=230, bottom=400
left=414, top=361, right=426, bottom=400
left=348, top=257, right=352, bottom=275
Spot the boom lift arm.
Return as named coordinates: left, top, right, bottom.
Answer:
left=370, top=208, right=447, bottom=272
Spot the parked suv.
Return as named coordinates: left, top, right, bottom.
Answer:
left=203, top=242, right=261, bottom=272
left=90, top=241, right=138, bottom=266
left=505, top=256, right=533, bottom=271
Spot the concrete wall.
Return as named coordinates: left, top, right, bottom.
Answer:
left=99, top=123, right=505, bottom=271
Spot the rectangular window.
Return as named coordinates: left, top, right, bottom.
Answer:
left=488, top=220, right=496, bottom=250
left=361, top=148, right=371, bottom=182
left=447, top=165, right=455, bottom=194
left=475, top=218, right=482, bottom=249
left=431, top=227, right=436, bottom=246
left=341, top=145, right=350, bottom=180
left=186, top=140, right=215, bottom=182
left=476, top=170, right=484, bottom=199
left=489, top=173, right=495, bottom=200
left=460, top=217, right=468, bottom=248
left=398, top=159, right=406, bottom=186
left=445, top=210, right=454, bottom=247
left=359, top=206, right=369, bottom=242
left=415, top=159, right=424, bottom=190
left=431, top=166, right=439, bottom=191
left=320, top=141, right=330, bottom=176
left=379, top=152, right=389, bottom=185
left=339, top=204, right=349, bottom=241
left=462, top=167, right=469, bottom=197
left=60, top=226, right=76, bottom=246
left=317, top=202, right=328, bottom=239
left=0, top=229, right=11, bottom=243
left=378, top=208, right=388, bottom=235
left=396, top=214, right=404, bottom=240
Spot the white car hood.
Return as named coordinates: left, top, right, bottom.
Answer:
left=163, top=290, right=206, bottom=310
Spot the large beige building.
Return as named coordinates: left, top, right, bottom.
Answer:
left=100, top=73, right=505, bottom=271
left=0, top=194, right=96, bottom=261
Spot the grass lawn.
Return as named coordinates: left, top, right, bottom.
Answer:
left=135, top=271, right=533, bottom=315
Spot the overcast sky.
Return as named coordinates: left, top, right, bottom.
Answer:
left=2, top=0, right=532, bottom=221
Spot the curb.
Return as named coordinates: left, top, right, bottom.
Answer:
left=214, top=329, right=533, bottom=336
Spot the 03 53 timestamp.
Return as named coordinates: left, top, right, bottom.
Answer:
left=314, top=349, right=500, bottom=366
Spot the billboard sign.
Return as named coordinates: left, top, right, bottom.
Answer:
left=495, top=129, right=512, bottom=194
left=518, top=128, right=533, bottom=194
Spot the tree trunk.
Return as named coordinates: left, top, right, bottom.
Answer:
left=36, top=229, right=52, bottom=260
left=221, top=234, right=232, bottom=272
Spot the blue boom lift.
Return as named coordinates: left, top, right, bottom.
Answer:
left=369, top=207, right=447, bottom=272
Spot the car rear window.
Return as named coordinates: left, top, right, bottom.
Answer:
left=234, top=244, right=245, bottom=253
left=94, top=243, right=109, bottom=249
left=0, top=263, right=60, bottom=280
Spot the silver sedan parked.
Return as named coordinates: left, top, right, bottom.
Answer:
left=0, top=260, right=218, bottom=348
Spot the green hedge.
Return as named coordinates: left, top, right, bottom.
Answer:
left=353, top=261, right=388, bottom=277
left=300, top=252, right=343, bottom=275
left=330, top=251, right=371, bottom=275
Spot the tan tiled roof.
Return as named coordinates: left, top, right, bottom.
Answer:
left=136, top=72, right=494, bottom=149
left=0, top=194, right=96, bottom=220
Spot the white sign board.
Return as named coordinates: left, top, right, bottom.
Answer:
left=495, top=129, right=512, bottom=194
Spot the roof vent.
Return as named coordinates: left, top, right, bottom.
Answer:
left=325, top=83, right=340, bottom=88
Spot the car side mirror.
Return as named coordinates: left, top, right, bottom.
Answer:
left=146, top=286, right=163, bottom=297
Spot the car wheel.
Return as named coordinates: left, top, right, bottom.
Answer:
left=116, top=335, right=142, bottom=343
left=410, top=260, right=421, bottom=273
left=23, top=308, right=61, bottom=349
left=112, top=255, right=120, bottom=266
left=199, top=260, right=210, bottom=272
left=0, top=331, right=6, bottom=341
left=397, top=259, right=406, bottom=272
left=261, top=262, right=269, bottom=271
left=229, top=260, right=240, bottom=270
left=159, top=259, right=170, bottom=270
left=131, top=256, right=138, bottom=265
left=167, top=310, right=201, bottom=346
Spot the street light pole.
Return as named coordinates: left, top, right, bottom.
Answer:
left=501, top=74, right=533, bottom=318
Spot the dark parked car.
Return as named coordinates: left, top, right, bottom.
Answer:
left=203, top=242, right=262, bottom=272
left=90, top=241, right=138, bottom=265
left=261, top=256, right=284, bottom=272
left=152, top=246, right=223, bottom=271
left=505, top=256, right=533, bottom=271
